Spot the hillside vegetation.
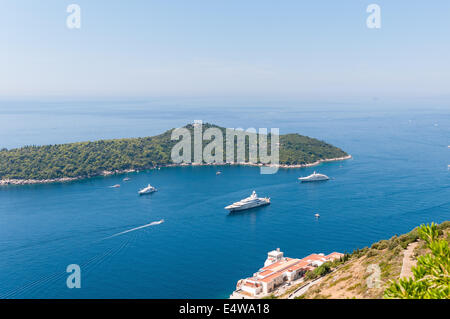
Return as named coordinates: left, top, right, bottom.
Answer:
left=298, top=221, right=450, bottom=299
left=0, top=123, right=348, bottom=180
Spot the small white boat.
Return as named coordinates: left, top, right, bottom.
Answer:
left=123, top=177, right=131, bottom=181
left=298, top=171, right=329, bottom=182
left=110, top=184, right=121, bottom=188
left=216, top=171, right=222, bottom=175
left=138, top=184, right=157, bottom=195
left=315, top=213, right=320, bottom=218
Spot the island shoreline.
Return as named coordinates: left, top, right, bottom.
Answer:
left=0, top=155, right=351, bottom=186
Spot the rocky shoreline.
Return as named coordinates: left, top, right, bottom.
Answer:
left=277, top=154, right=352, bottom=168
left=0, top=155, right=351, bottom=186
left=0, top=169, right=137, bottom=186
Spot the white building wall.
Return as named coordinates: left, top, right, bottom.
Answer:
left=241, top=285, right=257, bottom=295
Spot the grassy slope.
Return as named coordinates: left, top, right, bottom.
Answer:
left=298, top=221, right=450, bottom=299
left=0, top=123, right=348, bottom=180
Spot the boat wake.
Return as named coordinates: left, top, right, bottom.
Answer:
left=102, top=220, right=164, bottom=240
left=0, top=232, right=137, bottom=299
left=0, top=221, right=164, bottom=298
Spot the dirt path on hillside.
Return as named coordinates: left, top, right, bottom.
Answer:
left=288, top=277, right=323, bottom=299
left=400, top=241, right=419, bottom=279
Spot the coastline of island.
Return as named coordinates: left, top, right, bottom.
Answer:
left=0, top=123, right=350, bottom=186
left=0, top=155, right=351, bottom=186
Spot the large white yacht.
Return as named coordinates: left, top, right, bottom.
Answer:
left=298, top=171, right=329, bottom=182
left=225, top=191, right=270, bottom=212
left=138, top=184, right=157, bottom=195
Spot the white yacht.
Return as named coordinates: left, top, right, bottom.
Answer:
left=225, top=191, right=270, bottom=212
left=138, top=184, right=157, bottom=195
left=298, top=171, right=329, bottom=182
left=123, top=177, right=131, bottom=182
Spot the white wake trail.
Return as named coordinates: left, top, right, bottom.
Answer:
left=102, top=219, right=164, bottom=240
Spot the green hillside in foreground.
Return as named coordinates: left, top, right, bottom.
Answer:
left=280, top=221, right=449, bottom=299
left=0, top=123, right=348, bottom=180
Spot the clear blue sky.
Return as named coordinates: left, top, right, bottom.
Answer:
left=1, top=1, right=450, bottom=101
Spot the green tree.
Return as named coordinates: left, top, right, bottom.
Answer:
left=0, top=123, right=348, bottom=181
left=384, top=223, right=450, bottom=299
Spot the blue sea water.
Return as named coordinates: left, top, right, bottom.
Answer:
left=0, top=101, right=449, bottom=298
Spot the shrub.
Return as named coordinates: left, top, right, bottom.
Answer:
left=393, top=246, right=403, bottom=256
left=397, top=229, right=419, bottom=249
left=304, top=270, right=318, bottom=280
left=377, top=240, right=389, bottom=250
left=367, top=249, right=378, bottom=257
left=399, top=241, right=409, bottom=249
left=388, top=239, right=399, bottom=250
left=437, top=221, right=450, bottom=231
left=314, top=262, right=332, bottom=277
left=384, top=223, right=450, bottom=299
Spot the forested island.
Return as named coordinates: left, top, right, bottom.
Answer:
left=0, top=123, right=349, bottom=184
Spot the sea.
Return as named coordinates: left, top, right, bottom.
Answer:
left=0, top=99, right=449, bottom=298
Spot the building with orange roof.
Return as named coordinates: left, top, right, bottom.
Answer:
left=231, top=248, right=344, bottom=298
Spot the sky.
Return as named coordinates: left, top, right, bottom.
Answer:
left=1, top=1, right=450, bottom=102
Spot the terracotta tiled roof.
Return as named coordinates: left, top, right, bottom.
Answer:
left=259, top=270, right=273, bottom=276
left=260, top=271, right=285, bottom=283
left=287, top=260, right=309, bottom=271
left=237, top=251, right=343, bottom=291
left=326, top=252, right=344, bottom=260
left=302, top=254, right=327, bottom=262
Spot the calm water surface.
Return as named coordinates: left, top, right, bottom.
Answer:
left=0, top=101, right=449, bottom=298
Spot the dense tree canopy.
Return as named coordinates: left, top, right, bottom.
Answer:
left=0, top=123, right=348, bottom=180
